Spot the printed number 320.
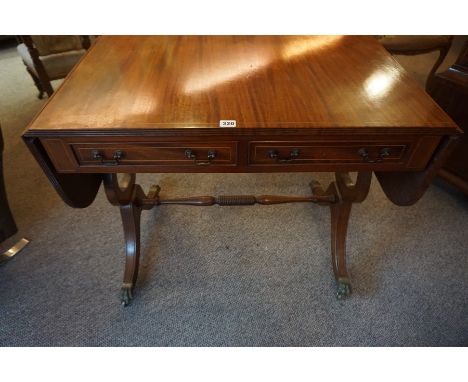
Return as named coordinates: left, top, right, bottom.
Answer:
left=219, top=120, right=236, bottom=127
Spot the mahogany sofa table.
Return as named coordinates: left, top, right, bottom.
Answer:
left=23, top=36, right=461, bottom=305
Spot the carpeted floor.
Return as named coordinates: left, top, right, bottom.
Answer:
left=0, top=37, right=467, bottom=346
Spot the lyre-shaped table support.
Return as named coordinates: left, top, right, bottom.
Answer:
left=104, top=172, right=371, bottom=305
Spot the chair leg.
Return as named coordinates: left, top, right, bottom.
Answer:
left=42, top=79, right=54, bottom=97
left=25, top=66, right=45, bottom=99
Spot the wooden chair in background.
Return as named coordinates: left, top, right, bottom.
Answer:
left=427, top=40, right=468, bottom=195
left=378, top=35, right=453, bottom=89
left=17, top=35, right=91, bottom=98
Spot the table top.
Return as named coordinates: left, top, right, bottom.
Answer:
left=27, top=35, right=459, bottom=135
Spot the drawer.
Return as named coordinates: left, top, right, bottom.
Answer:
left=249, top=141, right=409, bottom=165
left=39, top=135, right=441, bottom=173
left=71, top=141, right=238, bottom=167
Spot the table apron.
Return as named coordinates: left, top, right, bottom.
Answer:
left=38, top=134, right=442, bottom=174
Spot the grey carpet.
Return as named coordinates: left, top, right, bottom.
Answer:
left=0, top=38, right=467, bottom=346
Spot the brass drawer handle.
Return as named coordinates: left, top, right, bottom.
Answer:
left=184, top=149, right=217, bottom=166
left=268, top=148, right=300, bottom=163
left=358, top=147, right=390, bottom=163
left=91, top=150, right=124, bottom=165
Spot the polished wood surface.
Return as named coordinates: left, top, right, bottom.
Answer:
left=375, top=135, right=459, bottom=205
left=21, top=36, right=462, bottom=304
left=27, top=36, right=458, bottom=134
left=378, top=35, right=453, bottom=89
left=24, top=137, right=103, bottom=208
left=36, top=133, right=442, bottom=174
left=330, top=172, right=372, bottom=299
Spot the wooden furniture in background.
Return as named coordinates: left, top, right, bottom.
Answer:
left=0, top=124, right=17, bottom=243
left=378, top=35, right=453, bottom=89
left=23, top=36, right=461, bottom=305
left=17, top=36, right=91, bottom=99
left=428, top=41, right=468, bottom=195
left=0, top=124, right=30, bottom=264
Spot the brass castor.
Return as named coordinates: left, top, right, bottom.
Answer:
left=121, top=284, right=133, bottom=306
left=336, top=279, right=352, bottom=300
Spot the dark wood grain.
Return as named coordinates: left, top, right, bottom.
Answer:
left=329, top=172, right=372, bottom=299
left=35, top=134, right=443, bottom=174
left=26, top=36, right=458, bottom=134
left=427, top=40, right=468, bottom=195
left=21, top=36, right=463, bottom=304
left=24, top=137, right=103, bottom=208
left=103, top=173, right=160, bottom=306
left=375, top=135, right=459, bottom=205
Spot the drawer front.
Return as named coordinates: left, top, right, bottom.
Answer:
left=72, top=142, right=238, bottom=167
left=39, top=135, right=441, bottom=173
left=249, top=141, right=409, bottom=165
